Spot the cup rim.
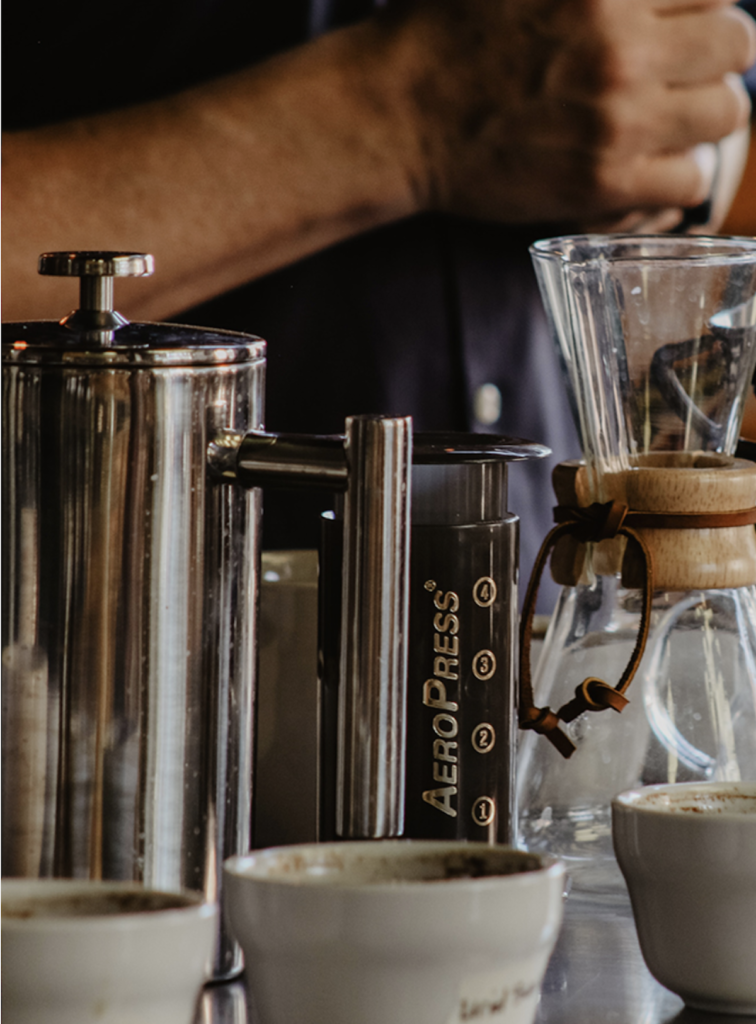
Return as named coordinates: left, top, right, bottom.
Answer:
left=1, top=878, right=217, bottom=931
left=612, top=780, right=756, bottom=820
left=529, top=233, right=756, bottom=267
left=224, top=840, right=565, bottom=891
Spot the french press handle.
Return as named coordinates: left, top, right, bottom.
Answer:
left=211, top=418, right=413, bottom=840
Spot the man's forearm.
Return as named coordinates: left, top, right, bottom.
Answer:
left=1, top=22, right=422, bottom=323
left=3, top=0, right=754, bottom=324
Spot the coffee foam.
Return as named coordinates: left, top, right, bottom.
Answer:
left=630, top=787, right=756, bottom=816
left=242, top=846, right=545, bottom=886
left=2, top=889, right=200, bottom=920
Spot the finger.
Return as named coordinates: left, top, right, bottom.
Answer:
left=653, top=5, right=756, bottom=85
left=633, top=207, right=691, bottom=233
left=595, top=149, right=713, bottom=212
left=613, top=75, right=752, bottom=154
left=673, top=74, right=751, bottom=144
left=583, top=207, right=686, bottom=234
left=651, top=0, right=746, bottom=13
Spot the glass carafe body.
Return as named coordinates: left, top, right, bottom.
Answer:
left=520, top=236, right=756, bottom=896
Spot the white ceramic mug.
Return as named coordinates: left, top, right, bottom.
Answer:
left=612, top=781, right=756, bottom=1015
left=224, top=840, right=565, bottom=1024
left=1, top=878, right=217, bottom=1024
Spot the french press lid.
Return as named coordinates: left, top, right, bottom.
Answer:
left=2, top=252, right=265, bottom=366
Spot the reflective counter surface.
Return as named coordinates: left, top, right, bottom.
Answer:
left=193, top=888, right=754, bottom=1024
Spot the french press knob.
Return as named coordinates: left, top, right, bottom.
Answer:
left=38, top=251, right=154, bottom=338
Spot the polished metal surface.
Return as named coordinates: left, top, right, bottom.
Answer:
left=1, top=353, right=265, bottom=981
left=539, top=890, right=751, bottom=1023
left=233, top=430, right=348, bottom=489
left=537, top=893, right=683, bottom=1024
left=38, top=252, right=156, bottom=279
left=3, top=323, right=266, bottom=366
left=412, top=431, right=551, bottom=464
left=410, top=433, right=549, bottom=527
left=196, top=890, right=745, bottom=1024
left=315, top=431, right=547, bottom=844
left=7, top=251, right=263, bottom=365
left=2, top=253, right=267, bottom=982
left=337, top=415, right=412, bottom=839
left=412, top=461, right=508, bottom=525
left=209, top=416, right=414, bottom=841
left=39, top=251, right=155, bottom=338
left=209, top=415, right=414, bottom=844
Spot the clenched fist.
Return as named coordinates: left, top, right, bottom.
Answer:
left=378, top=0, right=756, bottom=226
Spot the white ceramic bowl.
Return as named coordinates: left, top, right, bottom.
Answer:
left=224, top=840, right=565, bottom=1024
left=612, top=781, right=756, bottom=1015
left=1, top=878, right=217, bottom=1024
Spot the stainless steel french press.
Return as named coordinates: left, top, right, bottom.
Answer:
left=2, top=252, right=413, bottom=979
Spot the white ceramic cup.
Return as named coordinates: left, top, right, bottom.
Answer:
left=1, top=878, right=217, bottom=1024
left=612, top=781, right=756, bottom=1015
left=224, top=840, right=565, bottom=1024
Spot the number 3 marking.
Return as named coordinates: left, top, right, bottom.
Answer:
left=472, top=650, right=496, bottom=681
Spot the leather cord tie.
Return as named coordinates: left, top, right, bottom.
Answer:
left=519, top=499, right=756, bottom=757
left=555, top=504, right=756, bottom=531
left=518, top=500, right=654, bottom=758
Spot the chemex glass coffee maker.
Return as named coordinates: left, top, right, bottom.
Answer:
left=517, top=235, right=756, bottom=895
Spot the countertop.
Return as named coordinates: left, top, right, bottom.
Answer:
left=194, top=886, right=753, bottom=1024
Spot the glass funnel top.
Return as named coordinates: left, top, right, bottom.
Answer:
left=530, top=235, right=756, bottom=484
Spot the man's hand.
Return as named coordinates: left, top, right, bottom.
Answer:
left=382, top=0, right=756, bottom=227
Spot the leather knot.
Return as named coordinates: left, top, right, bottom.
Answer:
left=559, top=678, right=631, bottom=723
left=519, top=705, right=576, bottom=758
left=520, top=705, right=559, bottom=733
left=554, top=500, right=629, bottom=542
left=518, top=504, right=655, bottom=759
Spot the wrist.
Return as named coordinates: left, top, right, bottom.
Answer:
left=325, top=17, right=432, bottom=221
